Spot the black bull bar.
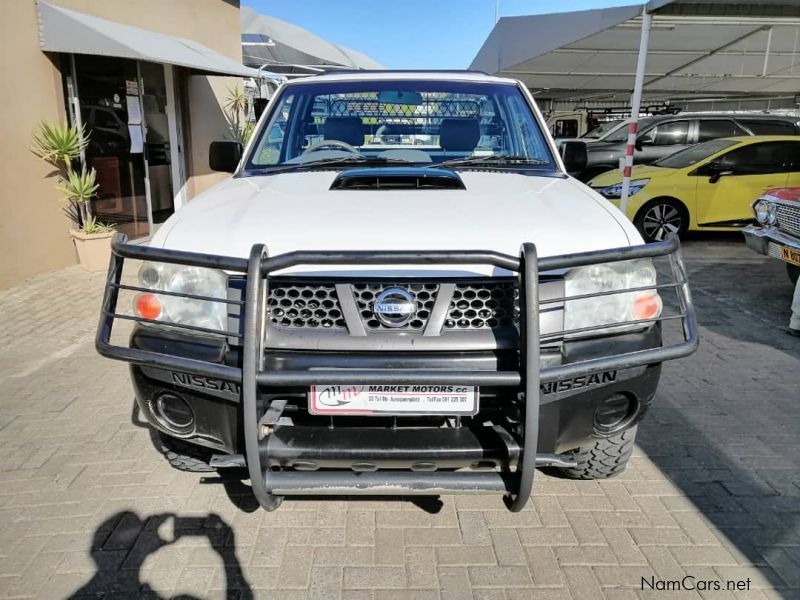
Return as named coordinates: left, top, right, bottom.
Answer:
left=97, top=234, right=698, bottom=512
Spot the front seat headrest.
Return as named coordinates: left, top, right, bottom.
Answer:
left=324, top=117, right=364, bottom=147
left=439, top=118, right=480, bottom=152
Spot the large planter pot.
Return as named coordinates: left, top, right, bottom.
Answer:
left=70, top=229, right=114, bottom=272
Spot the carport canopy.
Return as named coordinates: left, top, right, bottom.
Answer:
left=38, top=1, right=258, bottom=78
left=240, top=6, right=384, bottom=74
left=470, top=0, right=800, bottom=102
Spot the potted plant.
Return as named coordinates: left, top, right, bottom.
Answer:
left=32, top=121, right=116, bottom=271
left=224, top=84, right=255, bottom=145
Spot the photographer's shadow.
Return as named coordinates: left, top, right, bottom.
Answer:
left=68, top=510, right=253, bottom=599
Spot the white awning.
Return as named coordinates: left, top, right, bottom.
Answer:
left=471, top=0, right=800, bottom=102
left=38, top=1, right=258, bottom=78
left=240, top=7, right=384, bottom=74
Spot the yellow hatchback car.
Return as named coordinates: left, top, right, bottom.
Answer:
left=589, top=136, right=800, bottom=242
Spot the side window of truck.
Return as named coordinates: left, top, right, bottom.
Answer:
left=697, top=119, right=748, bottom=142
left=649, top=121, right=689, bottom=146
left=553, top=119, right=578, bottom=139
left=740, top=120, right=799, bottom=136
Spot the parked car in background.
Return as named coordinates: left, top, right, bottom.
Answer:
left=579, top=113, right=800, bottom=182
left=546, top=110, right=601, bottom=139
left=581, top=119, right=626, bottom=141
left=743, top=188, right=800, bottom=285
left=589, top=136, right=800, bottom=242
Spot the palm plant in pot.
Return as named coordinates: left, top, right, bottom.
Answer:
left=32, top=121, right=116, bottom=271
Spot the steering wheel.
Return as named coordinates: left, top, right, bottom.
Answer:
left=303, top=140, right=360, bottom=155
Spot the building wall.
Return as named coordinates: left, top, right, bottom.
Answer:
left=0, top=0, right=241, bottom=289
left=0, top=3, right=74, bottom=288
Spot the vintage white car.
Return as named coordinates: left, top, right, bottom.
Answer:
left=744, top=187, right=800, bottom=285
left=97, top=71, right=697, bottom=511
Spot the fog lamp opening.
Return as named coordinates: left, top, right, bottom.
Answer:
left=594, top=393, right=636, bottom=434
left=152, top=393, right=195, bottom=435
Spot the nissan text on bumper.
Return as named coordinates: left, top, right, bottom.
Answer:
left=96, top=71, right=699, bottom=512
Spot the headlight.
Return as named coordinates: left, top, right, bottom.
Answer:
left=754, top=200, right=770, bottom=224
left=753, top=200, right=777, bottom=226
left=134, top=262, right=228, bottom=331
left=564, top=258, right=662, bottom=336
left=597, top=179, right=650, bottom=200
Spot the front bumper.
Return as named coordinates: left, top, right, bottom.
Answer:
left=97, top=235, right=697, bottom=511
left=743, top=224, right=800, bottom=257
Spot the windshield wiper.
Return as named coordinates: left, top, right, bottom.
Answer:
left=253, top=155, right=413, bottom=174
left=436, top=154, right=550, bottom=168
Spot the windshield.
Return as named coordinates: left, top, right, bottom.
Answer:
left=244, top=80, right=556, bottom=172
left=654, top=139, right=739, bottom=169
left=582, top=120, right=623, bottom=139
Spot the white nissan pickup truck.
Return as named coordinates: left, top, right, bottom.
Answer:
left=97, top=71, right=698, bottom=511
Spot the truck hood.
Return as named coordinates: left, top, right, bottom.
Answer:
left=153, top=170, right=639, bottom=276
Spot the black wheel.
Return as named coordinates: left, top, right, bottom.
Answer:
left=561, top=426, right=637, bottom=480
left=158, top=433, right=215, bottom=472
left=634, top=199, right=688, bottom=243
left=788, top=263, right=800, bottom=286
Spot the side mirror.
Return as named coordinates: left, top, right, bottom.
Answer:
left=708, top=165, right=733, bottom=184
left=209, top=141, right=242, bottom=173
left=560, top=141, right=588, bottom=175
left=635, top=134, right=653, bottom=151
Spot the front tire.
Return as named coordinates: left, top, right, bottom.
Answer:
left=158, top=433, right=215, bottom=472
left=634, top=199, right=688, bottom=243
left=561, top=426, right=637, bottom=480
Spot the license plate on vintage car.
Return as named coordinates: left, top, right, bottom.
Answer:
left=781, top=246, right=800, bottom=267
left=308, top=385, right=479, bottom=416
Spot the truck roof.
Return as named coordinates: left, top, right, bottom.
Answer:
left=287, top=69, right=519, bottom=85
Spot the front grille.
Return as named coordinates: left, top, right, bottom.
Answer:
left=353, top=283, right=438, bottom=330
left=267, top=284, right=346, bottom=329
left=775, top=204, right=800, bottom=237
left=445, top=283, right=518, bottom=329
left=768, top=242, right=784, bottom=260
left=267, top=281, right=522, bottom=332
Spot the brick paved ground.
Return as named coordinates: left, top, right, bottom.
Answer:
left=0, top=233, right=798, bottom=600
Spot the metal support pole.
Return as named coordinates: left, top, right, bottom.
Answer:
left=619, top=9, right=652, bottom=216
left=762, top=27, right=774, bottom=76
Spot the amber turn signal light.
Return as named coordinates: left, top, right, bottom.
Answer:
left=632, top=293, right=662, bottom=320
left=135, top=293, right=162, bottom=320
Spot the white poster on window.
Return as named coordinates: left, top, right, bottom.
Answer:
left=126, top=95, right=142, bottom=125
left=128, top=125, right=143, bottom=154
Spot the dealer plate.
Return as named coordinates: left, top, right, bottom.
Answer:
left=781, top=246, right=800, bottom=267
left=308, top=385, right=478, bottom=416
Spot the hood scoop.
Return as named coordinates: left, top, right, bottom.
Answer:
left=330, top=167, right=465, bottom=191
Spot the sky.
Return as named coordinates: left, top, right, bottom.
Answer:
left=241, top=0, right=640, bottom=69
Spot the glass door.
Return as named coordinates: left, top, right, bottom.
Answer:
left=73, top=54, right=149, bottom=238
left=139, top=62, right=176, bottom=229
left=69, top=56, right=178, bottom=239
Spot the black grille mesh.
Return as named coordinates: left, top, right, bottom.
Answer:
left=445, top=283, right=518, bottom=329
left=267, top=281, right=519, bottom=331
left=267, top=284, right=345, bottom=329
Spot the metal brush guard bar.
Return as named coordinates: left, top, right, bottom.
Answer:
left=97, top=234, right=698, bottom=512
